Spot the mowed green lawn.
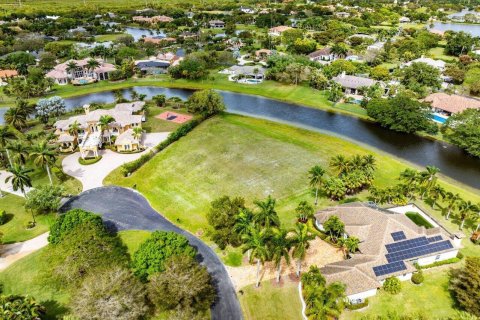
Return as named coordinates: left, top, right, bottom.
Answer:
left=343, top=268, right=456, bottom=319
left=239, top=280, right=302, bottom=320
left=105, top=114, right=480, bottom=236
left=0, top=194, right=55, bottom=243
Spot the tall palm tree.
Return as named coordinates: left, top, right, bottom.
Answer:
left=330, top=154, right=350, bottom=176
left=4, top=106, right=28, bottom=131
left=444, top=192, right=461, bottom=220
left=234, top=208, right=254, bottom=238
left=98, top=115, right=114, bottom=144
left=308, top=165, right=325, bottom=205
left=253, top=195, right=280, bottom=229
left=5, top=164, right=32, bottom=196
left=429, top=185, right=445, bottom=208
left=419, top=166, right=440, bottom=199
left=242, top=226, right=270, bottom=287
left=0, top=126, right=17, bottom=167
left=68, top=120, right=81, bottom=146
left=66, top=61, right=79, bottom=79
left=271, top=228, right=291, bottom=283
left=458, top=200, right=476, bottom=230
left=291, top=223, right=315, bottom=277
left=132, top=127, right=143, bottom=146
left=400, top=168, right=419, bottom=185
left=6, top=140, right=29, bottom=165
left=86, top=59, right=100, bottom=76
left=30, top=140, right=57, bottom=185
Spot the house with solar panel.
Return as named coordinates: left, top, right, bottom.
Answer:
left=314, top=203, right=459, bottom=305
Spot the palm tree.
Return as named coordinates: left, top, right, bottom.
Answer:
left=295, top=201, right=315, bottom=223
left=98, top=115, right=114, bottom=144
left=428, top=185, right=445, bottom=208
left=271, top=228, right=291, bottom=283
left=458, top=200, right=476, bottom=230
left=68, top=120, right=81, bottom=140
left=30, top=140, right=57, bottom=185
left=330, top=155, right=350, bottom=176
left=86, top=59, right=100, bottom=76
left=242, top=226, right=270, bottom=287
left=308, top=165, right=325, bottom=205
left=6, top=140, right=29, bottom=165
left=444, top=192, right=461, bottom=220
left=5, top=164, right=34, bottom=220
left=66, top=61, right=79, bottom=79
left=4, top=106, right=28, bottom=131
left=132, top=127, right=143, bottom=146
left=0, top=126, right=17, bottom=167
left=400, top=168, right=419, bottom=185
left=419, top=166, right=440, bottom=199
left=338, top=236, right=360, bottom=259
left=291, top=223, right=315, bottom=277
left=253, top=195, right=280, bottom=229
left=234, top=208, right=254, bottom=238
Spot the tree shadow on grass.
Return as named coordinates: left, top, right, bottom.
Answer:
left=41, top=299, right=69, bottom=320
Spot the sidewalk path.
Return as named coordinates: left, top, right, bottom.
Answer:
left=0, top=170, right=34, bottom=197
left=0, top=233, right=49, bottom=271
left=62, top=132, right=169, bottom=191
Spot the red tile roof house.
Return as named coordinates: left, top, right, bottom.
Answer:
left=46, top=59, right=116, bottom=85
left=268, top=25, right=292, bottom=37
left=0, top=69, right=18, bottom=80
left=132, top=15, right=173, bottom=24
left=424, top=93, right=480, bottom=116
left=315, top=203, right=459, bottom=305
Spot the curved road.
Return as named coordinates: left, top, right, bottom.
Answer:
left=60, top=186, right=242, bottom=320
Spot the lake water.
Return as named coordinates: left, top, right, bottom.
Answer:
left=430, top=21, right=480, bottom=37
left=1, top=86, right=480, bottom=189
left=124, top=27, right=166, bottom=41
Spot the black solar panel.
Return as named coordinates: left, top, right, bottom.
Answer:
left=427, top=235, right=443, bottom=243
left=386, top=240, right=454, bottom=263
left=386, top=236, right=429, bottom=253
left=391, top=231, right=407, bottom=241
left=373, top=261, right=407, bottom=277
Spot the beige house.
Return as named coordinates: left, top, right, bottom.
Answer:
left=46, top=58, right=116, bottom=85
left=54, top=103, right=144, bottom=157
left=268, top=25, right=292, bottom=37
left=424, top=93, right=480, bottom=116
left=315, top=203, right=458, bottom=304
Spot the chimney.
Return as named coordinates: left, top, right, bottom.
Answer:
left=83, top=104, right=90, bottom=115
left=341, top=71, right=346, bottom=78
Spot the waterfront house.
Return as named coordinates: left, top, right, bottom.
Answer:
left=315, top=203, right=459, bottom=304
left=54, top=104, right=143, bottom=156
left=331, top=73, right=382, bottom=96
left=424, top=93, right=480, bottom=116
left=46, top=58, right=116, bottom=85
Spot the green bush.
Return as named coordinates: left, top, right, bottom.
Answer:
left=419, top=257, right=461, bottom=269
left=346, top=299, right=369, bottom=310
left=78, top=156, right=102, bottom=165
left=411, top=270, right=424, bottom=284
left=0, top=294, right=46, bottom=319
left=383, top=277, right=401, bottom=294
left=25, top=185, right=64, bottom=214
left=0, top=210, right=7, bottom=225
left=132, top=231, right=196, bottom=281
left=24, top=221, right=36, bottom=229
left=121, top=117, right=202, bottom=176
left=48, top=209, right=104, bottom=244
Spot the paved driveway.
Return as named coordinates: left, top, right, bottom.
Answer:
left=60, top=186, right=242, bottom=320
left=62, top=133, right=169, bottom=191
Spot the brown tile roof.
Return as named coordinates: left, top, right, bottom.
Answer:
left=315, top=203, right=455, bottom=295
left=308, top=47, right=332, bottom=58
left=424, top=93, right=480, bottom=114
left=0, top=69, right=18, bottom=78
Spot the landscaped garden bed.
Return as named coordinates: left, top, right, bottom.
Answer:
left=78, top=156, right=103, bottom=165
left=405, top=211, right=434, bottom=229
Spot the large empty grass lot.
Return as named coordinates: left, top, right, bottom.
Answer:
left=105, top=114, right=480, bottom=236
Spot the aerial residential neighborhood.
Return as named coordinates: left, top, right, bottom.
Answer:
left=0, top=0, right=479, bottom=319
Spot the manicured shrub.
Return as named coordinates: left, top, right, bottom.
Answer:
left=0, top=294, right=46, bottom=319
left=78, top=156, right=102, bottom=165
left=411, top=270, right=424, bottom=284
left=346, top=299, right=369, bottom=310
left=48, top=209, right=104, bottom=244
left=420, top=257, right=461, bottom=269
left=0, top=210, right=7, bottom=225
left=132, top=231, right=196, bottom=281
left=383, top=277, right=401, bottom=294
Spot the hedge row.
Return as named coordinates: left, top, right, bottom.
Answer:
left=419, top=257, right=461, bottom=269
left=121, top=117, right=202, bottom=176
left=346, top=299, right=369, bottom=310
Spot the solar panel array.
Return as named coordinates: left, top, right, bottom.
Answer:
left=373, top=261, right=407, bottom=277
left=427, top=235, right=443, bottom=243
left=385, top=236, right=429, bottom=253
left=386, top=240, right=454, bottom=263
left=391, top=231, right=406, bottom=241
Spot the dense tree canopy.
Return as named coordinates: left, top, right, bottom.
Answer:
left=442, top=108, right=480, bottom=158
left=207, top=195, right=245, bottom=249
left=367, top=94, right=437, bottom=134
left=48, top=208, right=104, bottom=244
left=187, top=89, right=225, bottom=117
left=132, top=231, right=196, bottom=281
left=450, top=257, right=480, bottom=316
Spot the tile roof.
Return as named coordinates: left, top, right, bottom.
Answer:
left=424, top=93, right=480, bottom=114
left=315, top=203, right=456, bottom=295
left=332, top=74, right=378, bottom=89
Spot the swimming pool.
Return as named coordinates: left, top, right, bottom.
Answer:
left=79, top=79, right=89, bottom=85
left=431, top=113, right=448, bottom=124
left=246, top=79, right=262, bottom=84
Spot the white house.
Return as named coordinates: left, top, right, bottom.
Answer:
left=315, top=203, right=459, bottom=304
left=46, top=58, right=116, bottom=85
left=403, top=57, right=446, bottom=71
left=209, top=20, right=225, bottom=28
left=308, top=47, right=337, bottom=63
